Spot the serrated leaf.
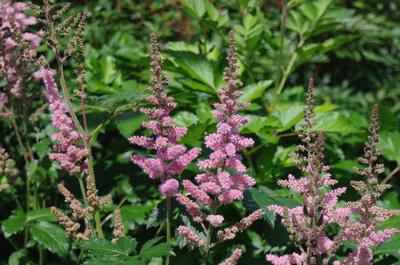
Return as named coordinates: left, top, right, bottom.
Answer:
left=29, top=222, right=69, bottom=256
left=26, top=208, right=56, bottom=223
left=8, top=250, right=26, bottom=265
left=239, top=80, right=273, bottom=103
left=378, top=131, right=400, bottom=163
left=140, top=242, right=172, bottom=260
left=170, top=51, right=216, bottom=90
left=113, top=112, right=147, bottom=139
left=244, top=187, right=300, bottom=227
left=181, top=0, right=206, bottom=18
left=173, top=111, right=199, bottom=127
left=1, top=210, right=25, bottom=238
left=374, top=234, right=400, bottom=255
left=147, top=201, right=166, bottom=229
left=312, top=112, right=363, bottom=135
left=83, top=256, right=144, bottom=265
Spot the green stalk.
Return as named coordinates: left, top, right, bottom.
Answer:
left=165, top=197, right=171, bottom=265
left=95, top=211, right=104, bottom=238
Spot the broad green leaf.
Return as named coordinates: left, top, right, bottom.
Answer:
left=140, top=242, right=172, bottom=260
left=272, top=104, right=304, bottom=131
left=8, top=250, right=26, bottom=265
left=2, top=210, right=25, bottom=238
left=140, top=237, right=163, bottom=255
left=312, top=112, right=363, bottom=135
left=113, top=112, right=147, bottom=139
left=101, top=56, right=118, bottom=85
left=239, top=80, right=273, bottom=103
left=378, top=131, right=400, bottom=163
left=244, top=187, right=300, bottom=227
left=81, top=238, right=137, bottom=256
left=29, top=222, right=69, bottom=256
left=147, top=201, right=166, bottom=229
left=83, top=256, right=144, bottom=265
left=374, top=234, right=400, bottom=255
left=243, top=115, right=268, bottom=133
left=120, top=204, right=152, bottom=230
left=170, top=51, right=215, bottom=90
left=26, top=208, right=56, bottom=223
left=181, top=0, right=206, bottom=18
left=114, top=237, right=138, bottom=256
left=173, top=111, right=199, bottom=127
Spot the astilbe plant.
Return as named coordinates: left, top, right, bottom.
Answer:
left=129, top=32, right=201, bottom=264
left=33, top=0, right=122, bottom=244
left=0, top=0, right=40, bottom=100
left=266, top=79, right=349, bottom=265
left=176, top=30, right=263, bottom=265
left=333, top=104, right=400, bottom=265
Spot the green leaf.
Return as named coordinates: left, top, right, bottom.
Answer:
left=140, top=237, right=163, bottom=255
left=312, top=112, right=363, bottom=135
left=113, top=237, right=138, bottom=256
left=272, top=104, right=304, bottom=131
left=140, top=240, right=172, bottom=260
left=32, top=139, right=50, bottom=159
left=374, top=234, right=400, bottom=255
left=113, top=112, right=147, bottom=139
left=26, top=208, right=56, bottom=223
left=83, top=256, right=144, bottom=265
left=170, top=51, right=216, bottom=90
left=146, top=201, right=166, bottom=229
left=378, top=131, right=400, bottom=163
left=101, top=56, right=118, bottom=85
left=173, top=111, right=199, bottom=127
left=8, top=250, right=27, bottom=265
left=239, top=80, right=273, bottom=103
left=181, top=0, right=206, bottom=18
left=29, top=222, right=69, bottom=256
left=120, top=204, right=152, bottom=230
left=243, top=115, right=268, bottom=133
left=2, top=210, right=25, bottom=238
left=244, top=187, right=300, bottom=227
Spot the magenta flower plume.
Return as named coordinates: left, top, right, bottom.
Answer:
left=334, top=103, right=400, bottom=265
left=129, top=33, right=200, bottom=197
left=266, top=79, right=348, bottom=265
left=41, top=68, right=88, bottom=175
left=177, top=30, right=262, bottom=265
left=0, top=0, right=40, bottom=99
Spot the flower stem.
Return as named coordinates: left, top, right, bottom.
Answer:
left=95, top=211, right=104, bottom=238
left=165, top=197, right=171, bottom=265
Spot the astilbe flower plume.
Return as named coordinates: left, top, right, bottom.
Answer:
left=40, top=68, right=88, bottom=175
left=0, top=0, right=40, bottom=99
left=177, top=31, right=262, bottom=265
left=0, top=146, right=18, bottom=191
left=266, top=79, right=348, bottom=265
left=333, top=103, right=400, bottom=265
left=51, top=176, right=112, bottom=240
left=130, top=33, right=201, bottom=197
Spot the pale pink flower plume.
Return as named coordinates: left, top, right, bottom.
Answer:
left=130, top=33, right=200, bottom=197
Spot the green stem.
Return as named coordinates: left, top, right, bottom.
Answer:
left=201, top=226, right=214, bottom=265
left=165, top=197, right=171, bottom=265
left=38, top=245, right=44, bottom=265
left=95, top=211, right=104, bottom=238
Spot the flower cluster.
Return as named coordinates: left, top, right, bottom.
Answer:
left=130, top=33, right=201, bottom=197
left=51, top=175, right=111, bottom=240
left=0, top=0, right=40, bottom=100
left=176, top=31, right=262, bottom=265
left=41, top=68, right=88, bottom=175
left=266, top=79, right=348, bottom=265
left=333, top=104, right=400, bottom=265
left=0, top=146, right=18, bottom=181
